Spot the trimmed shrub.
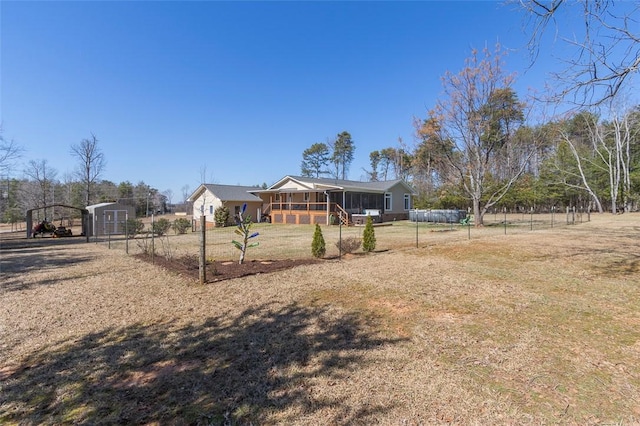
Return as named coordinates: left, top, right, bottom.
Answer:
left=311, top=224, right=326, bottom=258
left=152, top=218, right=172, bottom=236
left=362, top=215, right=376, bottom=253
left=125, top=218, right=144, bottom=238
left=172, top=217, right=191, bottom=234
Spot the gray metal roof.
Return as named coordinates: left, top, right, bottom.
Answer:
left=202, top=184, right=263, bottom=202
left=269, top=175, right=416, bottom=193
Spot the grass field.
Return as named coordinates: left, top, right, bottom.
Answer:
left=1, top=213, right=639, bottom=424
left=90, top=211, right=592, bottom=261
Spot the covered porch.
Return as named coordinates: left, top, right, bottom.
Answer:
left=267, top=202, right=348, bottom=225
left=258, top=189, right=386, bottom=225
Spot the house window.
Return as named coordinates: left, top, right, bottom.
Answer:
left=384, top=193, right=392, bottom=211
left=303, top=192, right=310, bottom=202
left=404, top=193, right=410, bottom=210
left=209, top=205, right=213, bottom=214
left=275, top=193, right=280, bottom=202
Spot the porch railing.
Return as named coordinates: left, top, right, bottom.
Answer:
left=335, top=204, right=350, bottom=226
left=267, top=201, right=351, bottom=225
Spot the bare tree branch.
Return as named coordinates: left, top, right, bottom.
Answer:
left=70, top=133, right=106, bottom=206
left=0, top=130, right=24, bottom=176
left=517, top=0, right=639, bottom=107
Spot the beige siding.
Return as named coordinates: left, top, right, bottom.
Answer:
left=191, top=189, right=223, bottom=222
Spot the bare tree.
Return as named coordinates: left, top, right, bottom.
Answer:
left=23, top=159, right=58, bottom=220
left=181, top=184, right=190, bottom=204
left=181, top=184, right=193, bottom=214
left=162, top=189, right=174, bottom=212
left=557, top=106, right=640, bottom=213
left=0, top=130, right=23, bottom=176
left=195, top=165, right=216, bottom=218
left=555, top=121, right=605, bottom=213
left=70, top=133, right=106, bottom=206
left=611, top=106, right=640, bottom=212
left=421, top=45, right=535, bottom=226
left=518, top=0, right=639, bottom=107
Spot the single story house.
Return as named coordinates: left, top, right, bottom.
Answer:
left=188, top=184, right=265, bottom=226
left=254, top=175, right=416, bottom=225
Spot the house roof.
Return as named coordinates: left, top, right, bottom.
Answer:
left=188, top=184, right=263, bottom=202
left=263, top=175, right=416, bottom=194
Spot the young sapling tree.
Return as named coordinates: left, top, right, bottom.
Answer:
left=231, top=203, right=259, bottom=264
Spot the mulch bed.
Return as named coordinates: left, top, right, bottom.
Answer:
left=135, top=253, right=321, bottom=283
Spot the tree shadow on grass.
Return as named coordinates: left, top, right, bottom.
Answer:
left=566, top=243, right=640, bottom=277
left=1, top=303, right=405, bottom=424
left=0, top=245, right=96, bottom=292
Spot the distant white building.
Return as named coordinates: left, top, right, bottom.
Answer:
left=188, top=184, right=265, bottom=226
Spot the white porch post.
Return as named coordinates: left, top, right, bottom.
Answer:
left=325, top=191, right=330, bottom=225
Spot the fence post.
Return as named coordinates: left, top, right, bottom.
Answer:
left=551, top=206, right=554, bottom=228
left=151, top=214, right=155, bottom=264
left=415, top=209, right=419, bottom=248
left=125, top=212, right=129, bottom=254
left=530, top=207, right=533, bottom=231
left=199, top=215, right=206, bottom=285
left=504, top=208, right=507, bottom=235
left=339, top=213, right=343, bottom=260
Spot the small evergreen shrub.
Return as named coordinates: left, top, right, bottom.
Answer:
left=311, top=224, right=326, bottom=258
left=335, top=236, right=361, bottom=254
left=362, top=215, right=376, bottom=253
left=172, top=217, right=191, bottom=234
left=152, top=218, right=172, bottom=236
left=214, top=206, right=230, bottom=227
left=125, top=218, right=144, bottom=238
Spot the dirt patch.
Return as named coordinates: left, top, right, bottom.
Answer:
left=135, top=253, right=321, bottom=283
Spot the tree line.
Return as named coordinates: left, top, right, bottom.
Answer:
left=299, top=47, right=639, bottom=226
left=298, top=0, right=640, bottom=226
left=0, top=133, right=179, bottom=225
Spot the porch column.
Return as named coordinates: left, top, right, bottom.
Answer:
left=326, top=192, right=330, bottom=225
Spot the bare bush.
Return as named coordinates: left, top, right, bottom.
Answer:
left=335, top=236, right=361, bottom=254
left=158, top=235, right=173, bottom=260
left=136, top=233, right=155, bottom=255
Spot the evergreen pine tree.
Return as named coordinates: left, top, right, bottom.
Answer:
left=362, top=215, right=376, bottom=253
left=311, top=224, right=326, bottom=258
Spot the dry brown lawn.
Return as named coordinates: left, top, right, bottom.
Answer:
left=1, top=214, right=639, bottom=424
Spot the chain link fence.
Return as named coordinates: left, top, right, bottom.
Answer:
left=87, top=208, right=590, bottom=262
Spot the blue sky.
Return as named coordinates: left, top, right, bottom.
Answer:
left=2, top=1, right=574, bottom=201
